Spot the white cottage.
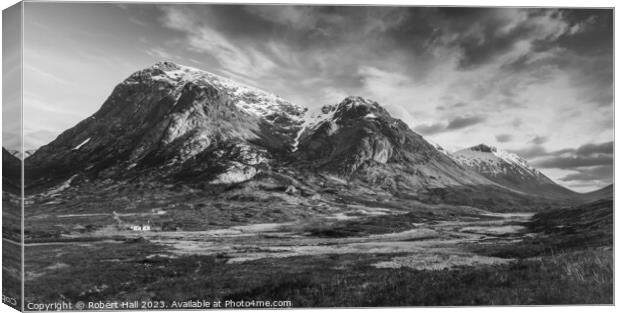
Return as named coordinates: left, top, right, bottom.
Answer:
left=131, top=224, right=151, bottom=231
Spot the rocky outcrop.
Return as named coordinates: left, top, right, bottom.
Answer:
left=295, top=97, right=397, bottom=174
left=293, top=96, right=493, bottom=191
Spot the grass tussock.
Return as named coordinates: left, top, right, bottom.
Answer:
left=547, top=250, right=613, bottom=286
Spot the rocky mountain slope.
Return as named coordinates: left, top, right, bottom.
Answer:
left=453, top=144, right=578, bottom=199
left=26, top=62, right=306, bottom=187
left=293, top=96, right=493, bottom=191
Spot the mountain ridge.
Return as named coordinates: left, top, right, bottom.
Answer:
left=23, top=61, right=601, bottom=210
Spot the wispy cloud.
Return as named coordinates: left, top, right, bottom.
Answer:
left=447, top=116, right=486, bottom=130
left=496, top=134, right=513, bottom=143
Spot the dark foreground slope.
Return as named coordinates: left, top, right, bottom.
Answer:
left=528, top=199, right=613, bottom=251
left=2, top=149, right=22, bottom=309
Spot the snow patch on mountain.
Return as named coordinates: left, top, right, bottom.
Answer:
left=291, top=104, right=340, bottom=151
left=72, top=138, right=91, bottom=151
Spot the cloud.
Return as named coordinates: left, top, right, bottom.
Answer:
left=559, top=165, right=612, bottom=182
left=509, top=145, right=548, bottom=159
left=128, top=16, right=149, bottom=27
left=384, top=103, right=416, bottom=127
left=145, top=48, right=181, bottom=60
left=554, top=10, right=613, bottom=107
left=435, top=9, right=575, bottom=70
left=495, top=134, right=513, bottom=143
left=413, top=115, right=486, bottom=135
left=24, top=64, right=75, bottom=86
left=24, top=130, right=59, bottom=151
left=437, top=102, right=468, bottom=111
left=158, top=6, right=278, bottom=78
left=529, top=136, right=548, bottom=145
left=446, top=116, right=486, bottom=130
left=529, top=141, right=613, bottom=170
left=532, top=155, right=613, bottom=169
left=357, top=66, right=411, bottom=89
left=414, top=123, right=446, bottom=135
left=244, top=6, right=327, bottom=33
left=245, top=6, right=411, bottom=37
left=507, top=141, right=612, bottom=191
left=412, top=115, right=486, bottom=135
left=575, top=141, right=613, bottom=156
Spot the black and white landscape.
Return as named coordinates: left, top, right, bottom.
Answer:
left=2, top=4, right=613, bottom=308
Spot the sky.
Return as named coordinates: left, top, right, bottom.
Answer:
left=14, top=3, right=613, bottom=192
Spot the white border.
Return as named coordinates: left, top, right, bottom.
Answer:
left=0, top=1, right=616, bottom=313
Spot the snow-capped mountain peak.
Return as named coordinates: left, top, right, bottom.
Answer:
left=451, top=143, right=577, bottom=198
left=130, top=61, right=306, bottom=126
left=453, top=144, right=538, bottom=176
left=291, top=96, right=386, bottom=151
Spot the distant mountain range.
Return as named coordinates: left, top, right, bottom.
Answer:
left=7, top=149, right=36, bottom=159
left=6, top=62, right=611, bottom=209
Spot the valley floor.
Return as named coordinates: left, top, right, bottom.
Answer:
left=20, top=198, right=613, bottom=307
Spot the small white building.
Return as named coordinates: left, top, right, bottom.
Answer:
left=131, top=224, right=151, bottom=231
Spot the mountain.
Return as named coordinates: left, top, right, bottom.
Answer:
left=25, top=62, right=575, bottom=210
left=8, top=149, right=36, bottom=159
left=579, top=184, right=613, bottom=202
left=26, top=62, right=306, bottom=186
left=293, top=96, right=493, bottom=190
left=7, top=149, right=37, bottom=159
left=453, top=144, right=578, bottom=199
